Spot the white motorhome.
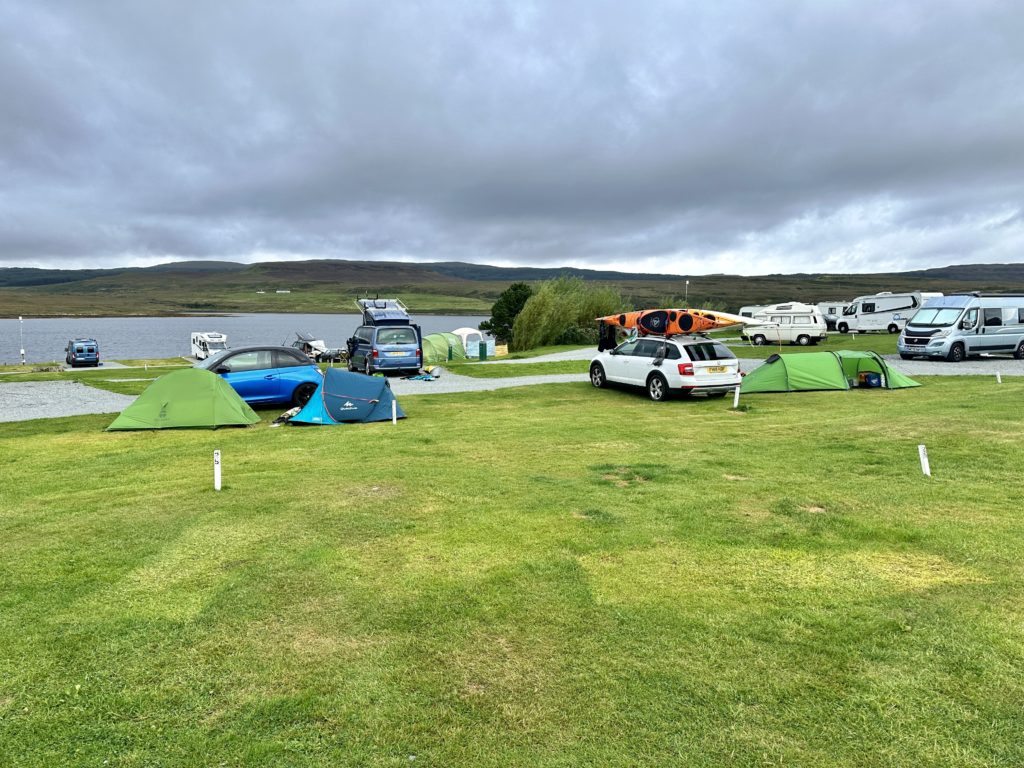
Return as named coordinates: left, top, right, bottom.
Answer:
left=738, top=305, right=766, bottom=318
left=815, top=301, right=851, bottom=331
left=899, top=293, right=1024, bottom=362
left=741, top=302, right=828, bottom=346
left=837, top=291, right=941, bottom=334
left=191, top=332, right=229, bottom=359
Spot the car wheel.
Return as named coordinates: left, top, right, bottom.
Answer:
left=590, top=363, right=607, bottom=388
left=899, top=353, right=914, bottom=360
left=837, top=323, right=849, bottom=334
left=647, top=373, right=669, bottom=402
left=1015, top=341, right=1024, bottom=360
left=796, top=335, right=810, bottom=346
left=947, top=343, right=966, bottom=363
left=292, top=382, right=318, bottom=408
left=752, top=335, right=767, bottom=346
left=364, top=357, right=373, bottom=376
left=887, top=324, right=899, bottom=334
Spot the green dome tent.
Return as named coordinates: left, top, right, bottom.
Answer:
left=740, top=350, right=920, bottom=394
left=107, top=368, right=260, bottom=430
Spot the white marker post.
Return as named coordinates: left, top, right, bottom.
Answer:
left=392, top=400, right=397, bottom=425
left=996, top=372, right=1002, bottom=384
left=19, top=316, right=25, bottom=365
left=918, top=444, right=931, bottom=477
left=733, top=385, right=741, bottom=409
left=214, top=450, right=222, bottom=491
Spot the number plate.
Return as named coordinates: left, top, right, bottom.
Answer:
left=705, top=366, right=728, bottom=373
left=387, top=351, right=408, bottom=357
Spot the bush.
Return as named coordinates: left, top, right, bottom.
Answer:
left=510, top=277, right=625, bottom=351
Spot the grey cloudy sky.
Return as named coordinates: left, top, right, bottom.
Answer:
left=2, top=0, right=1022, bottom=275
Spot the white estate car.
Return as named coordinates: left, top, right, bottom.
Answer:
left=589, top=336, right=742, bottom=401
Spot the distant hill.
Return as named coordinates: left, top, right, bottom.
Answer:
left=1, top=259, right=1023, bottom=317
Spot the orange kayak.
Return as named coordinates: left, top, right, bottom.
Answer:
left=596, top=308, right=748, bottom=336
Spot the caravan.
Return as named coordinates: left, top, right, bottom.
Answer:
left=836, top=292, right=941, bottom=334
left=741, top=302, right=828, bottom=346
left=898, top=293, right=1024, bottom=362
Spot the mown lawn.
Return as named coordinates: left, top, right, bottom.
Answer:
left=1, top=378, right=1023, bottom=766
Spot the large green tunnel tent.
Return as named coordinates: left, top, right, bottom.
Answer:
left=740, top=350, right=920, bottom=393
left=422, top=332, right=467, bottom=366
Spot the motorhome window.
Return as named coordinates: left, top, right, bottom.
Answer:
left=208, top=341, right=226, bottom=350
left=909, top=308, right=961, bottom=327
left=962, top=309, right=978, bottom=329
left=76, top=346, right=85, bottom=353
left=793, top=316, right=811, bottom=325
left=862, top=302, right=876, bottom=313
left=843, top=305, right=857, bottom=315
left=1019, top=308, right=1024, bottom=324
left=770, top=316, right=791, bottom=325
left=685, top=342, right=735, bottom=361
left=355, top=327, right=374, bottom=342
left=377, top=327, right=417, bottom=344
left=983, top=309, right=1002, bottom=327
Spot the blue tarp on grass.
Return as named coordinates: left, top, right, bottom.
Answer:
left=289, top=368, right=406, bottom=425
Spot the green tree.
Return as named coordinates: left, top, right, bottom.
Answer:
left=479, top=282, right=533, bottom=343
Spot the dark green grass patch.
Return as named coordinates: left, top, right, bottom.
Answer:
left=1, top=377, right=1023, bottom=766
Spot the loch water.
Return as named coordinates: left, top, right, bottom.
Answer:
left=0, top=313, right=488, bottom=365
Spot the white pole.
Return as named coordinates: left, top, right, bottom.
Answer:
left=996, top=372, right=1002, bottom=384
left=214, top=450, right=222, bottom=491
left=732, top=385, right=741, bottom=409
left=19, top=316, right=25, bottom=364
left=392, top=400, right=397, bottom=425
left=918, top=445, right=931, bottom=477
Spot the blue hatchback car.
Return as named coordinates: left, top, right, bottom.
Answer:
left=197, top=345, right=323, bottom=407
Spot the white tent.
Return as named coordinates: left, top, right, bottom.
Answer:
left=452, top=327, right=486, bottom=355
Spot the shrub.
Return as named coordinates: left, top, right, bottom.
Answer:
left=510, top=277, right=625, bottom=351
left=479, top=282, right=533, bottom=343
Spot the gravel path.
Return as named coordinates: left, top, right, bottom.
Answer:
left=0, top=381, right=136, bottom=423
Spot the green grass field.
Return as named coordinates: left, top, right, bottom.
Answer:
left=2, top=377, right=1023, bottom=766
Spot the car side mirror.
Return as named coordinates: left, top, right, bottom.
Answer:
left=215, top=366, right=230, bottom=374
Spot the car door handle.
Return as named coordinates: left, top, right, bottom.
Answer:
left=264, top=374, right=276, bottom=379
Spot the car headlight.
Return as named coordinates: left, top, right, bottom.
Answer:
left=931, top=329, right=951, bottom=339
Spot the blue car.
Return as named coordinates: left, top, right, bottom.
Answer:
left=197, top=345, right=323, bottom=407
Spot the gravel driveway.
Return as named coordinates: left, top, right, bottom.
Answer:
left=0, top=381, right=136, bottom=423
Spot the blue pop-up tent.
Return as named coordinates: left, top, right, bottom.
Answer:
left=289, top=368, right=406, bottom=425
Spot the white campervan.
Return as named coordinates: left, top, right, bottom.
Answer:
left=191, top=332, right=229, bottom=359
left=837, top=291, right=941, bottom=334
left=741, top=302, right=828, bottom=346
left=899, top=293, right=1024, bottom=362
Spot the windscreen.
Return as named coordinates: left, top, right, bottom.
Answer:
left=908, top=308, right=962, bottom=327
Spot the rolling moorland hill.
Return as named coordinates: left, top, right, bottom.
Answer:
left=2, top=259, right=1024, bottom=317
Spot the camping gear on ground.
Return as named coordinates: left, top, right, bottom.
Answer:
left=106, top=368, right=260, bottom=430
left=739, top=350, right=919, bottom=394
left=288, top=368, right=406, bottom=425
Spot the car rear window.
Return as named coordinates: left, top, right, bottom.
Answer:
left=376, top=327, right=417, bottom=344
left=684, top=342, right=735, bottom=361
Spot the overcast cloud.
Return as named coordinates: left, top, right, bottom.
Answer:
left=1, top=0, right=1023, bottom=274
